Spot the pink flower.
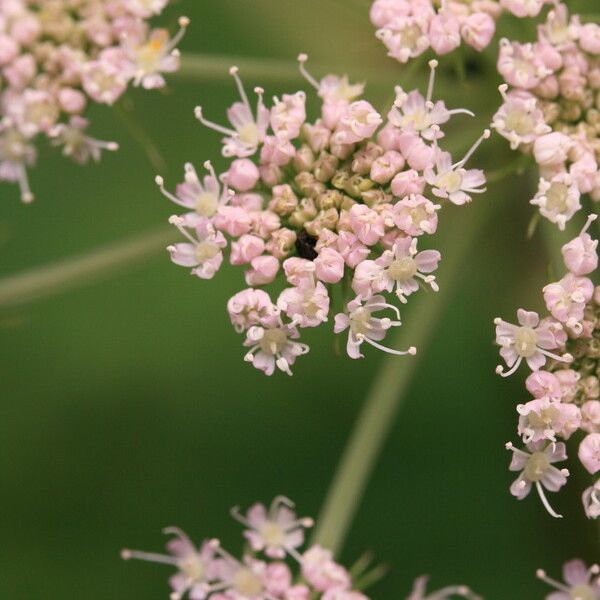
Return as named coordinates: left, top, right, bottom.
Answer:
left=374, top=236, right=440, bottom=301
left=227, top=288, right=279, bottom=333
left=579, top=433, right=600, bottom=475
left=243, top=320, right=309, bottom=375
left=525, top=371, right=561, bottom=400
left=195, top=68, right=270, bottom=158
left=349, top=204, right=385, bottom=245
left=583, top=481, right=600, bottom=519
left=391, top=169, right=426, bottom=196
left=231, top=497, right=313, bottom=559
left=167, top=217, right=227, bottom=279
left=214, top=206, right=253, bottom=237
left=334, top=295, right=416, bottom=359
left=428, top=13, right=461, bottom=56
left=314, top=248, right=345, bottom=284
left=278, top=281, right=330, bottom=327
left=370, top=150, right=405, bottom=184
left=283, top=257, right=316, bottom=286
left=270, top=92, right=306, bottom=140
left=230, top=235, right=265, bottom=266
left=301, top=545, right=351, bottom=592
left=392, top=194, right=439, bottom=236
left=536, top=559, right=600, bottom=599
left=333, top=100, right=383, bottom=145
left=121, top=528, right=218, bottom=600
left=494, top=309, right=572, bottom=377
left=397, top=132, right=436, bottom=170
left=245, top=255, right=280, bottom=286
left=461, top=12, right=495, bottom=52
left=506, top=441, right=569, bottom=518
left=561, top=214, right=598, bottom=276
left=533, top=132, right=573, bottom=167
left=497, top=39, right=549, bottom=89
left=226, top=159, right=261, bottom=192
left=336, top=231, right=370, bottom=268
left=531, top=173, right=581, bottom=231
left=517, top=397, right=580, bottom=443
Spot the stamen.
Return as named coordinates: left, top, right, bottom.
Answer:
left=169, top=215, right=198, bottom=245
left=426, top=59, right=438, bottom=104
left=230, top=506, right=253, bottom=527
left=156, top=175, right=187, bottom=207
left=120, top=548, right=179, bottom=565
left=580, top=213, right=598, bottom=236
left=165, top=16, right=190, bottom=54
left=535, top=481, right=563, bottom=518
left=229, top=66, right=252, bottom=113
left=360, top=334, right=416, bottom=356
left=538, top=349, right=572, bottom=363
left=297, top=54, right=320, bottom=90
left=536, top=569, right=569, bottom=591
left=18, top=164, right=34, bottom=203
left=194, top=106, right=237, bottom=136
left=453, top=129, right=491, bottom=169
left=495, top=356, right=522, bottom=377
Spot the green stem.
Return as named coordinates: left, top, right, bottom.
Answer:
left=311, top=201, right=495, bottom=555
left=0, top=227, right=172, bottom=310
left=177, top=53, right=398, bottom=86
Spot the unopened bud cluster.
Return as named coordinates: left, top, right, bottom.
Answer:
left=160, top=56, right=488, bottom=375
left=0, top=0, right=188, bottom=202
left=493, top=4, right=600, bottom=229
left=495, top=215, right=600, bottom=519
left=370, top=0, right=553, bottom=64
left=122, top=496, right=479, bottom=600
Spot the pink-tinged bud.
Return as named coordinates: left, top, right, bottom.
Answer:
left=391, top=169, right=426, bottom=197
left=226, top=158, right=260, bottom=192
left=398, top=132, right=435, bottom=171
left=561, top=215, right=598, bottom=276
left=0, top=34, right=18, bottom=65
left=303, top=122, right=331, bottom=154
left=348, top=204, right=385, bottom=246
left=581, top=401, right=600, bottom=434
left=337, top=230, right=370, bottom=268
left=500, top=0, right=545, bottom=17
left=214, top=206, right=252, bottom=237
left=245, top=255, right=279, bottom=286
left=334, top=101, right=383, bottom=145
left=428, top=13, right=461, bottom=55
left=534, top=75, right=559, bottom=100
left=251, top=210, right=281, bottom=239
left=321, top=99, right=349, bottom=130
left=370, top=151, right=405, bottom=184
left=535, top=41, right=563, bottom=72
left=4, top=54, right=35, bottom=88
left=283, top=257, right=315, bottom=286
left=314, top=247, right=345, bottom=283
left=376, top=125, right=402, bottom=151
left=370, top=0, right=409, bottom=27
left=579, top=23, right=600, bottom=55
left=260, top=136, right=295, bottom=167
left=555, top=369, right=580, bottom=403
left=230, top=234, right=265, bottom=265
left=461, top=12, right=495, bottom=52
left=266, top=228, right=296, bottom=259
left=579, top=433, right=600, bottom=475
left=259, top=164, right=283, bottom=187
left=58, top=88, right=87, bottom=114
left=533, top=132, right=572, bottom=167
left=525, top=371, right=561, bottom=399
left=231, top=192, right=263, bottom=212
left=10, top=15, right=41, bottom=45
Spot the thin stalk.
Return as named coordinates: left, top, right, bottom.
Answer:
left=177, top=53, right=399, bottom=86
left=0, top=227, right=172, bottom=309
left=311, top=201, right=495, bottom=555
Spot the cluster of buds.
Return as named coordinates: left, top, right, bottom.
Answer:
left=122, top=496, right=479, bottom=600
left=494, top=214, right=600, bottom=518
left=536, top=559, right=600, bottom=599
left=370, top=0, right=553, bottom=64
left=0, top=0, right=188, bottom=203
left=159, top=56, right=489, bottom=375
left=493, top=4, right=600, bottom=229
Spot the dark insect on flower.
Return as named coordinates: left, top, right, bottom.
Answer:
left=295, top=230, right=318, bottom=260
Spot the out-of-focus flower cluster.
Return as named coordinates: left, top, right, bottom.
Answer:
left=122, top=496, right=480, bottom=600
left=369, top=0, right=552, bottom=64
left=537, top=558, right=600, bottom=600
left=160, top=56, right=489, bottom=375
left=493, top=4, right=600, bottom=230
left=0, top=0, right=188, bottom=203
left=494, top=214, right=600, bottom=519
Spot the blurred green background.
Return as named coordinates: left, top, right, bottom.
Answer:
left=0, top=1, right=597, bottom=598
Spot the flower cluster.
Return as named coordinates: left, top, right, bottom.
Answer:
left=537, top=559, right=600, bottom=600
left=494, top=214, right=600, bottom=518
left=370, top=0, right=552, bottom=64
left=159, top=56, right=488, bottom=375
left=493, top=4, right=600, bottom=230
left=0, top=0, right=188, bottom=203
left=122, top=496, right=479, bottom=600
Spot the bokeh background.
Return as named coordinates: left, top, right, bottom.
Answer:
left=0, top=1, right=597, bottom=598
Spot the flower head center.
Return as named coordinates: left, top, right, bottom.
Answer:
left=195, top=241, right=220, bottom=263
left=388, top=256, right=417, bottom=281
left=233, top=567, right=264, bottom=597
left=504, top=109, right=534, bottom=136
left=570, top=584, right=595, bottom=600
left=524, top=451, right=550, bottom=482
left=179, top=555, right=206, bottom=582
left=545, top=182, right=569, bottom=213
left=195, top=192, right=219, bottom=217
left=514, top=326, right=538, bottom=358
left=238, top=122, right=260, bottom=146
left=350, top=308, right=371, bottom=337
left=436, top=169, right=462, bottom=193
left=259, top=521, right=286, bottom=546
left=259, top=328, right=288, bottom=356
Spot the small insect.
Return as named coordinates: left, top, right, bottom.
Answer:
left=295, top=229, right=318, bottom=260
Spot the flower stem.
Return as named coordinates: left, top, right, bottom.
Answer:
left=177, top=53, right=398, bottom=86
left=311, top=201, right=495, bottom=555
left=0, top=227, right=172, bottom=310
